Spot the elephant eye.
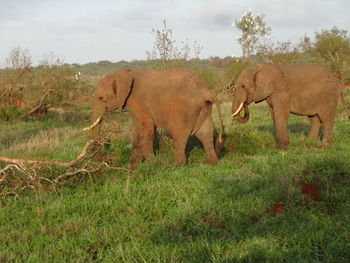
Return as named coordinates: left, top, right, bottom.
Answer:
left=99, top=96, right=103, bottom=100
left=242, top=85, right=246, bottom=89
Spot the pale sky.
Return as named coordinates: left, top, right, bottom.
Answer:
left=1, top=0, right=349, bottom=65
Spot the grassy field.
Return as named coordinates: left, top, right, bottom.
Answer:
left=1, top=101, right=350, bottom=262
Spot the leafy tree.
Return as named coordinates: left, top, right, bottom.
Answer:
left=255, top=40, right=305, bottom=65
left=234, top=10, right=271, bottom=59
left=310, top=27, right=350, bottom=81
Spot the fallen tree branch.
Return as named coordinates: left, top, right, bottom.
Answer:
left=0, top=186, right=27, bottom=196
left=0, top=139, right=129, bottom=196
left=0, top=164, right=22, bottom=183
left=27, top=88, right=55, bottom=115
left=0, top=140, right=98, bottom=167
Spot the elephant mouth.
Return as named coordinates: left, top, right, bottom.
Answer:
left=231, top=102, right=250, bottom=123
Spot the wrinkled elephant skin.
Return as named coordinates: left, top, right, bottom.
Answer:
left=89, top=68, right=223, bottom=168
left=231, top=63, right=341, bottom=148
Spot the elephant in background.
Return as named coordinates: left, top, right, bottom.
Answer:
left=86, top=68, right=223, bottom=167
left=231, top=63, right=341, bottom=148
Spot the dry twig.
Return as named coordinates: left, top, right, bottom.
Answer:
left=0, top=139, right=129, bottom=196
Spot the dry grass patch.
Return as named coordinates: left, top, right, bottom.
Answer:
left=3, top=126, right=82, bottom=155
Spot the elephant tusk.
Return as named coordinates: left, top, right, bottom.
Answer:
left=83, top=117, right=102, bottom=131
left=231, top=102, right=244, bottom=117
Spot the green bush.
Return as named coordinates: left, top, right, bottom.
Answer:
left=196, top=67, right=219, bottom=92
left=0, top=105, right=27, bottom=121
left=224, top=59, right=248, bottom=86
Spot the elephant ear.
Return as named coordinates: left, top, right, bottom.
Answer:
left=115, top=69, right=134, bottom=110
left=252, top=68, right=274, bottom=102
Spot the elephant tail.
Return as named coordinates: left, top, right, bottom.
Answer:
left=212, top=96, right=224, bottom=157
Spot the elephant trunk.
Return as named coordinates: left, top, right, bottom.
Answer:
left=231, top=87, right=249, bottom=123
left=237, top=104, right=250, bottom=123
left=87, top=102, right=105, bottom=140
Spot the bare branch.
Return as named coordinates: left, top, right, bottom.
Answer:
left=27, top=89, right=55, bottom=115
left=0, top=140, right=98, bottom=167
left=53, top=166, right=102, bottom=183
left=0, top=139, right=130, bottom=196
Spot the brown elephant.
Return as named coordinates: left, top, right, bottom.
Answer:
left=231, top=63, right=341, bottom=148
left=85, top=68, right=223, bottom=167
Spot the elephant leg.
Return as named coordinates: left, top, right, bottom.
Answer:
left=171, top=129, right=190, bottom=165
left=319, top=114, right=335, bottom=145
left=308, top=115, right=321, bottom=140
left=141, top=124, right=156, bottom=159
left=266, top=99, right=275, bottom=124
left=322, top=122, right=333, bottom=145
left=130, top=117, right=155, bottom=167
left=194, top=115, right=218, bottom=165
left=269, top=108, right=275, bottom=124
left=273, top=108, right=290, bottom=149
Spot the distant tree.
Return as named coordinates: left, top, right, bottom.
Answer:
left=234, top=10, right=271, bottom=59
left=5, top=47, right=32, bottom=70
left=0, top=47, right=32, bottom=110
left=298, top=35, right=313, bottom=53
left=39, top=51, right=64, bottom=67
left=310, top=27, right=350, bottom=81
left=146, top=20, right=179, bottom=70
left=146, top=20, right=202, bottom=70
left=193, top=41, right=203, bottom=60
left=209, top=56, right=234, bottom=69
left=255, top=40, right=304, bottom=64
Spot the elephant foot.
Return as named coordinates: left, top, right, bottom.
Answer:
left=205, top=158, right=218, bottom=166
left=129, top=154, right=145, bottom=169
left=321, top=139, right=331, bottom=147
left=307, top=135, right=319, bottom=141
left=129, top=158, right=143, bottom=170
left=173, top=156, right=186, bottom=165
left=277, top=143, right=289, bottom=150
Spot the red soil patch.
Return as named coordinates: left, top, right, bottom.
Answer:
left=301, top=182, right=319, bottom=201
left=269, top=203, right=285, bottom=217
left=268, top=182, right=334, bottom=217
left=13, top=99, right=27, bottom=109
left=1, top=99, right=27, bottom=109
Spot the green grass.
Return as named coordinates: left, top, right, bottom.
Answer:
left=1, top=102, right=350, bottom=262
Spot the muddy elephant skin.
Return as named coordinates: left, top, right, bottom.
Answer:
left=90, top=68, right=223, bottom=167
left=231, top=63, right=341, bottom=149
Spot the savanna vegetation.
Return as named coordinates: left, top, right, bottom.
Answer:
left=1, top=13, right=350, bottom=262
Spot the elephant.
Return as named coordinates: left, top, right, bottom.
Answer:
left=85, top=68, right=223, bottom=167
left=231, top=63, right=341, bottom=149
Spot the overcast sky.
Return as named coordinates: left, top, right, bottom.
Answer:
left=1, top=0, right=349, bottom=65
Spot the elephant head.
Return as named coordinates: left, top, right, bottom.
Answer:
left=85, top=69, right=134, bottom=136
left=231, top=66, right=274, bottom=123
